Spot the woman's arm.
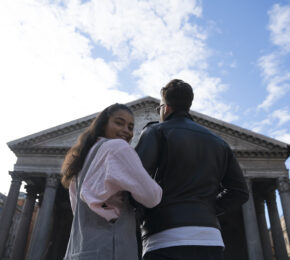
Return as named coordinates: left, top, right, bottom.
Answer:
left=105, top=139, right=163, bottom=208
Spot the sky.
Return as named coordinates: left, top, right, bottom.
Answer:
left=0, top=0, right=289, bottom=204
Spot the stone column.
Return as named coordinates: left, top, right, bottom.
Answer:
left=242, top=179, right=264, bottom=260
left=255, top=197, right=273, bottom=260
left=266, top=190, right=288, bottom=260
left=27, top=174, right=59, bottom=260
left=10, top=185, right=38, bottom=260
left=0, top=172, right=22, bottom=259
left=277, top=177, right=290, bottom=241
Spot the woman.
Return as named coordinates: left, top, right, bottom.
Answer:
left=61, top=103, right=162, bottom=260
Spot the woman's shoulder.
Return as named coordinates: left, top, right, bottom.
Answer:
left=89, top=138, right=130, bottom=156
left=102, top=138, right=131, bottom=151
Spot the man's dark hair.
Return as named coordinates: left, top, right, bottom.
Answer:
left=161, top=79, right=194, bottom=112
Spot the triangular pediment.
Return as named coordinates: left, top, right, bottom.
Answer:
left=8, top=96, right=289, bottom=158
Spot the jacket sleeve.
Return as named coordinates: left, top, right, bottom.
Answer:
left=215, top=146, right=249, bottom=215
left=135, top=126, right=162, bottom=178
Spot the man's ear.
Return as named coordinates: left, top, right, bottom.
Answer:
left=164, top=104, right=172, bottom=115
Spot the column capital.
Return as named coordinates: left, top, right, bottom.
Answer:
left=46, top=174, right=60, bottom=188
left=277, top=177, right=290, bottom=193
left=9, top=172, right=23, bottom=184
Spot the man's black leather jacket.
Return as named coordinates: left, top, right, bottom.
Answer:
left=135, top=111, right=249, bottom=238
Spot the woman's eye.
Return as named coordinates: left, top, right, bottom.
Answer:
left=115, top=121, right=123, bottom=126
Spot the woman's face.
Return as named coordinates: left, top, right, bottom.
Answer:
left=104, top=109, right=134, bottom=143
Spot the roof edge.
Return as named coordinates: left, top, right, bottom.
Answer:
left=190, top=110, right=289, bottom=149
left=7, top=96, right=289, bottom=150
left=7, top=96, right=159, bottom=148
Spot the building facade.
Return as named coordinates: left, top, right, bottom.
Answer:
left=0, top=97, right=289, bottom=260
left=0, top=192, right=32, bottom=260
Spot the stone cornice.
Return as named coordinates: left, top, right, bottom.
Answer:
left=11, top=146, right=288, bottom=159
left=7, top=97, right=159, bottom=150
left=8, top=120, right=92, bottom=149
left=7, top=96, right=289, bottom=154
left=12, top=147, right=69, bottom=156
left=234, top=150, right=288, bottom=158
left=190, top=115, right=288, bottom=152
left=126, top=96, right=160, bottom=110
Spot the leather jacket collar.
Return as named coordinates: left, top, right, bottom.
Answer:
left=164, top=111, right=193, bottom=121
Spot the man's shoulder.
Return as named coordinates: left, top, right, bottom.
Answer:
left=139, top=121, right=164, bottom=140
left=192, top=122, right=228, bottom=145
left=167, top=118, right=229, bottom=146
left=142, top=121, right=160, bottom=130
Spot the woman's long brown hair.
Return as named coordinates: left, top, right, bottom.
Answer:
left=61, top=103, right=133, bottom=188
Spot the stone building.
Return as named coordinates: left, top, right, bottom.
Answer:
left=0, top=192, right=28, bottom=260
left=0, top=96, right=289, bottom=260
left=269, top=216, right=290, bottom=258
left=281, top=217, right=290, bottom=257
left=0, top=193, right=7, bottom=216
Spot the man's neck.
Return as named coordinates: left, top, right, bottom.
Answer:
left=164, top=110, right=192, bottom=121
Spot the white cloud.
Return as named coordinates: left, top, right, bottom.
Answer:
left=229, top=61, right=237, bottom=68
left=0, top=0, right=136, bottom=137
left=63, top=0, right=238, bottom=121
left=0, top=0, right=241, bottom=192
left=70, top=0, right=208, bottom=74
left=250, top=119, right=272, bottom=134
left=0, top=0, right=137, bottom=193
left=258, top=3, right=290, bottom=110
left=247, top=108, right=290, bottom=142
left=258, top=53, right=279, bottom=80
left=272, top=108, right=290, bottom=126
left=268, top=4, right=290, bottom=52
left=270, top=129, right=290, bottom=144
left=258, top=68, right=290, bottom=109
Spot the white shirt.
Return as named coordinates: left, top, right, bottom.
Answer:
left=69, top=138, right=162, bottom=221
left=142, top=226, right=224, bottom=256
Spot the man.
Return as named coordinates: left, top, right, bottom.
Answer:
left=135, top=79, right=249, bottom=260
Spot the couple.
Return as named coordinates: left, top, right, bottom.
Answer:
left=61, top=79, right=249, bottom=260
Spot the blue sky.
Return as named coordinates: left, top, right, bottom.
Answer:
left=204, top=0, right=290, bottom=113
left=0, top=0, right=289, bottom=203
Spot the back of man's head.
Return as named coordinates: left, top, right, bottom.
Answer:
left=161, top=79, right=194, bottom=112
